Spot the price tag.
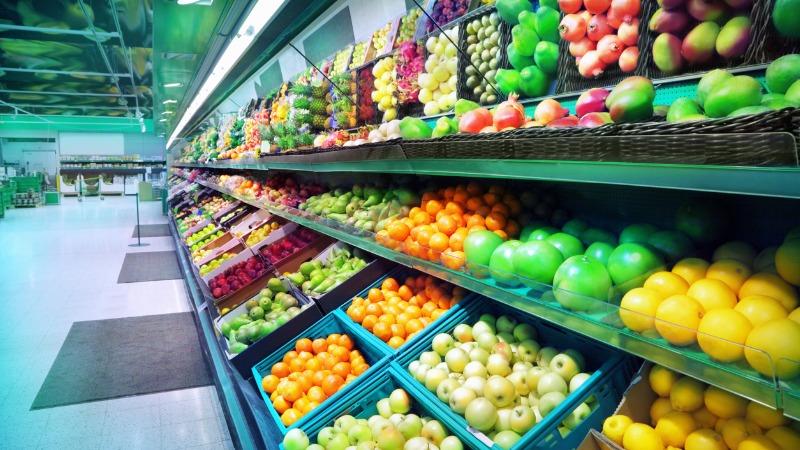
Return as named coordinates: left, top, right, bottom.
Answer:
left=467, top=427, right=494, bottom=447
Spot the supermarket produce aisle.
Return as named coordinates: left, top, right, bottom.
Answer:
left=0, top=197, right=233, bottom=450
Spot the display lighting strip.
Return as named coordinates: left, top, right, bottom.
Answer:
left=167, top=0, right=288, bottom=148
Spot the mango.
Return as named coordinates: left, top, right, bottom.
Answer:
left=687, top=0, right=728, bottom=23
left=535, top=6, right=561, bottom=43
left=649, top=8, right=690, bottom=34
left=507, top=43, right=536, bottom=70
left=496, top=69, right=522, bottom=95
left=765, top=54, right=800, bottom=94
left=519, top=65, right=549, bottom=97
left=674, top=113, right=708, bottom=122
left=716, top=16, right=752, bottom=59
left=761, top=93, right=795, bottom=109
left=704, top=75, right=763, bottom=118
left=661, top=0, right=688, bottom=9
left=518, top=10, right=537, bottom=31
left=773, top=0, right=800, bottom=39
left=786, top=80, right=800, bottom=106
left=609, top=90, right=655, bottom=123
left=682, top=22, right=720, bottom=64
left=697, top=69, right=733, bottom=106
left=606, top=76, right=656, bottom=108
left=497, top=0, right=532, bottom=25
left=534, top=41, right=559, bottom=75
left=667, top=97, right=704, bottom=122
left=653, top=33, right=684, bottom=74
left=728, top=105, right=772, bottom=117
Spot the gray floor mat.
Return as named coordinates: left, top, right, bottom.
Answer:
left=31, top=312, right=212, bottom=409
left=117, top=251, right=181, bottom=283
left=132, top=224, right=171, bottom=238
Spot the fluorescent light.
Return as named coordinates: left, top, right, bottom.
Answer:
left=167, top=0, right=287, bottom=148
left=162, top=111, right=174, bottom=115
left=162, top=99, right=177, bottom=105
left=159, top=118, right=168, bottom=122
left=163, top=82, right=183, bottom=88
left=178, top=0, right=214, bottom=5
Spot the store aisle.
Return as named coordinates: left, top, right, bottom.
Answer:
left=0, top=197, right=233, bottom=450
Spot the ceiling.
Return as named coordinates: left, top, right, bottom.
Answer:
left=0, top=0, right=153, bottom=119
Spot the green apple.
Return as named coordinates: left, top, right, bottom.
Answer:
left=487, top=354, right=512, bottom=377
left=550, top=353, right=580, bottom=381
left=464, top=230, right=505, bottom=278
left=463, top=376, right=486, bottom=395
left=648, top=229, right=694, bottom=263
left=432, top=333, right=455, bottom=356
left=496, top=315, right=518, bottom=334
left=495, top=408, right=513, bottom=431
left=424, top=368, right=449, bottom=392
left=316, top=427, right=335, bottom=446
left=376, top=425, right=406, bottom=450
left=347, top=423, right=373, bottom=444
left=463, top=361, right=487, bottom=378
left=440, top=436, right=463, bottom=450
left=607, top=243, right=665, bottom=287
left=453, top=324, right=473, bottom=343
left=620, top=223, right=658, bottom=244
left=553, top=255, right=613, bottom=311
left=517, top=339, right=541, bottom=363
left=436, top=378, right=460, bottom=403
left=510, top=405, right=536, bottom=434
left=325, top=432, right=350, bottom=450
left=485, top=376, right=516, bottom=408
left=397, top=414, right=422, bottom=440
left=546, top=232, right=585, bottom=259
left=421, top=419, right=447, bottom=444
left=562, top=219, right=588, bottom=237
left=449, top=386, right=477, bottom=414
left=538, top=372, right=568, bottom=396
left=465, top=397, right=498, bottom=432
left=584, top=242, right=614, bottom=265
left=490, top=240, right=524, bottom=286
left=512, top=240, right=564, bottom=286
left=376, top=398, right=392, bottom=418
left=494, top=430, right=522, bottom=450
left=469, top=347, right=490, bottom=365
left=282, top=429, right=309, bottom=450
left=525, top=366, right=548, bottom=392
left=507, top=371, right=529, bottom=396
left=419, top=351, right=441, bottom=367
left=538, top=391, right=567, bottom=416
left=513, top=323, right=537, bottom=342
left=536, top=347, right=558, bottom=367
left=528, top=227, right=559, bottom=241
left=334, top=415, right=358, bottom=434
left=563, top=402, right=592, bottom=429
left=445, top=348, right=469, bottom=373
left=580, top=227, right=618, bottom=246
left=389, top=388, right=411, bottom=414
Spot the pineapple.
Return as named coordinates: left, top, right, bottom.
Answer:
left=312, top=114, right=327, bottom=129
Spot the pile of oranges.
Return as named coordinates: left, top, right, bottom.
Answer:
left=261, top=333, right=369, bottom=426
left=346, top=274, right=465, bottom=349
left=376, top=182, right=521, bottom=270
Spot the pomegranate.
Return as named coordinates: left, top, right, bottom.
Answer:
left=575, top=88, right=610, bottom=117
left=534, top=99, right=569, bottom=124
left=558, top=0, right=583, bottom=14
left=607, top=6, right=625, bottom=28
left=618, top=18, right=639, bottom=46
left=618, top=46, right=639, bottom=72
left=493, top=95, right=526, bottom=130
left=578, top=50, right=606, bottom=78
left=585, top=0, right=612, bottom=14
left=597, top=34, right=624, bottom=63
left=559, top=14, right=587, bottom=42
left=459, top=108, right=493, bottom=134
left=569, top=37, right=596, bottom=57
left=610, top=0, right=640, bottom=23
left=588, top=14, right=613, bottom=41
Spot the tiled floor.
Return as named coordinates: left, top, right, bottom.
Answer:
left=0, top=197, right=233, bottom=449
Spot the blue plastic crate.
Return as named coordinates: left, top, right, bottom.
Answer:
left=251, top=312, right=391, bottom=436
left=335, top=266, right=479, bottom=360
left=396, top=295, right=638, bottom=450
left=280, top=363, right=478, bottom=449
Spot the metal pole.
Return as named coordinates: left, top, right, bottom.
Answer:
left=130, top=192, right=149, bottom=247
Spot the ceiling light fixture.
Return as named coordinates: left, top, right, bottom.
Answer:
left=162, top=99, right=177, bottom=105
left=167, top=0, right=287, bottom=148
left=163, top=82, right=183, bottom=88
left=177, top=0, right=214, bottom=5
left=159, top=118, right=168, bottom=122
left=162, top=110, right=174, bottom=115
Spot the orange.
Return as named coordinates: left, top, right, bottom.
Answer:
left=281, top=408, right=301, bottom=426
left=672, top=258, right=710, bottom=285
left=388, top=336, right=405, bottom=349
left=311, top=371, right=326, bottom=387
left=443, top=186, right=455, bottom=200
left=338, top=334, right=354, bottom=350
left=390, top=323, right=406, bottom=338
left=283, top=381, right=303, bottom=402
left=406, top=318, right=424, bottom=334
left=493, top=229, right=509, bottom=240
left=466, top=197, right=483, bottom=212
left=347, top=305, right=365, bottom=323
left=332, top=362, right=352, bottom=378
left=293, top=397, right=312, bottom=414
left=373, top=322, right=392, bottom=341
left=644, top=271, right=689, bottom=299
left=376, top=229, right=392, bottom=247
left=688, top=278, right=738, bottom=311
left=506, top=198, right=522, bottom=215
left=289, top=358, right=305, bottom=373
left=449, top=228, right=468, bottom=251
left=368, top=288, right=384, bottom=302
left=378, top=314, right=395, bottom=325
left=466, top=215, right=485, bottom=228
left=261, top=375, right=279, bottom=393
left=429, top=232, right=450, bottom=252
left=421, top=302, right=437, bottom=317
left=482, top=192, right=499, bottom=206
left=707, top=259, right=752, bottom=292
left=466, top=182, right=482, bottom=195
left=326, top=333, right=341, bottom=345
left=365, top=303, right=383, bottom=316
left=445, top=201, right=464, bottom=216
left=311, top=338, right=327, bottom=354
left=437, top=215, right=458, bottom=236
left=387, top=221, right=410, bottom=242
left=739, top=272, right=799, bottom=311
left=273, top=396, right=289, bottom=414
left=505, top=220, right=520, bottom=238
left=415, top=227, right=434, bottom=247
left=485, top=212, right=507, bottom=231
left=304, top=358, right=321, bottom=371
left=295, top=338, right=313, bottom=353
left=272, top=362, right=290, bottom=378
left=442, top=250, right=466, bottom=270
left=412, top=211, right=432, bottom=226
left=307, top=386, right=326, bottom=403
left=330, top=346, right=349, bottom=362
left=476, top=205, right=491, bottom=217
left=297, top=351, right=313, bottom=361
left=362, top=314, right=378, bottom=330
left=322, top=374, right=345, bottom=396
left=431, top=309, right=446, bottom=320
left=284, top=351, right=298, bottom=363
left=398, top=285, right=414, bottom=301
left=382, top=278, right=400, bottom=292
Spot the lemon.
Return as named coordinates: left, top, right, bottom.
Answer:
left=685, top=428, right=728, bottom=450
left=620, top=288, right=664, bottom=332
left=602, top=414, right=633, bottom=445
left=688, top=278, right=738, bottom=311
left=707, top=259, right=752, bottom=292
left=713, top=240, right=757, bottom=265
left=623, top=423, right=665, bottom=450
left=693, top=407, right=719, bottom=429
left=744, top=319, right=800, bottom=379
left=790, top=308, right=800, bottom=324
left=703, top=385, right=748, bottom=419
left=651, top=397, right=674, bottom=425
left=645, top=271, right=690, bottom=298
left=672, top=258, right=710, bottom=285
left=670, top=377, right=705, bottom=412
left=754, top=246, right=778, bottom=273
left=775, top=240, right=800, bottom=286
left=746, top=401, right=788, bottom=430
left=714, top=418, right=728, bottom=433
left=739, top=273, right=799, bottom=311
left=655, top=295, right=704, bottom=346
left=656, top=411, right=697, bottom=447
left=766, top=426, right=800, bottom=449
left=722, top=418, right=763, bottom=449
left=735, top=296, right=788, bottom=326
left=738, top=435, right=782, bottom=450
left=697, top=309, right=753, bottom=362
left=649, top=365, right=678, bottom=398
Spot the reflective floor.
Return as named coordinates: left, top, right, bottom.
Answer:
left=0, top=196, right=233, bottom=450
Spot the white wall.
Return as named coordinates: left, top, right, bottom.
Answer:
left=59, top=133, right=125, bottom=155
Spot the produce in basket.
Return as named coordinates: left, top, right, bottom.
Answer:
left=407, top=313, right=597, bottom=448
left=371, top=56, right=399, bottom=121
left=281, top=388, right=465, bottom=450
left=419, top=27, right=460, bottom=115
left=284, top=246, right=368, bottom=297
left=667, top=68, right=767, bottom=122
left=464, top=11, right=503, bottom=104
left=425, top=0, right=470, bottom=33
left=221, top=285, right=303, bottom=354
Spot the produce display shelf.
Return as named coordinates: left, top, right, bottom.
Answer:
left=169, top=218, right=277, bottom=450
left=59, top=168, right=152, bottom=175
left=175, top=172, right=800, bottom=420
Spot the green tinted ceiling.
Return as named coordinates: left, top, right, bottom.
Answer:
left=0, top=114, right=154, bottom=133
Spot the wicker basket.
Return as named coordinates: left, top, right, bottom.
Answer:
left=456, top=6, right=510, bottom=105
left=748, top=0, right=800, bottom=63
